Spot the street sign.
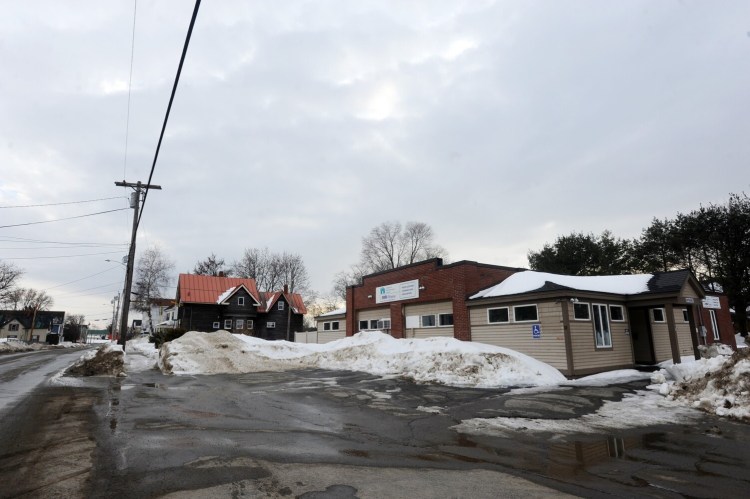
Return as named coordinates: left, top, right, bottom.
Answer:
left=532, top=324, right=542, bottom=339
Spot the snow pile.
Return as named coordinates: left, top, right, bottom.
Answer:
left=650, top=348, right=750, bottom=421
left=0, top=340, right=47, bottom=353
left=125, top=336, right=160, bottom=372
left=736, top=334, right=748, bottom=349
left=472, top=271, right=652, bottom=299
left=159, top=330, right=566, bottom=388
left=67, top=344, right=125, bottom=377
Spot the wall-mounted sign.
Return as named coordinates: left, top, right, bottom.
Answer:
left=376, top=279, right=419, bottom=304
left=685, top=297, right=694, bottom=304
left=532, top=324, right=542, bottom=339
left=702, top=296, right=721, bottom=309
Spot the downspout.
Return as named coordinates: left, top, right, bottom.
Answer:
left=560, top=299, right=575, bottom=377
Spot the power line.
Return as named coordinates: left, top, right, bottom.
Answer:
left=137, top=0, right=201, bottom=231
left=45, top=267, right=122, bottom=290
left=0, top=196, right=127, bottom=209
left=54, top=281, right=124, bottom=298
left=0, top=208, right=129, bottom=229
left=0, top=235, right=127, bottom=246
left=0, top=245, right=127, bottom=250
left=4, top=250, right=125, bottom=260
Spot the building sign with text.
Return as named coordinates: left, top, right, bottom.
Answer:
left=702, top=296, right=721, bottom=309
left=376, top=279, right=419, bottom=304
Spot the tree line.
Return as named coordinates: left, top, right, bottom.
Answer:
left=528, top=193, right=750, bottom=335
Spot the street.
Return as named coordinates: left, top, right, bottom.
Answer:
left=1, top=349, right=749, bottom=498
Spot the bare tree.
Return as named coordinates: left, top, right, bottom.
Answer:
left=232, top=248, right=310, bottom=293
left=0, top=261, right=23, bottom=306
left=133, top=247, right=175, bottom=331
left=63, top=314, right=86, bottom=343
left=333, top=221, right=448, bottom=299
left=193, top=253, right=230, bottom=276
left=21, top=289, right=53, bottom=311
left=278, top=252, right=310, bottom=293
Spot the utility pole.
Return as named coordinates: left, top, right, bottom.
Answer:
left=111, top=293, right=120, bottom=341
left=115, top=180, right=161, bottom=349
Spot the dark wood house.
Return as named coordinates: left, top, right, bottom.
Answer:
left=175, top=274, right=306, bottom=341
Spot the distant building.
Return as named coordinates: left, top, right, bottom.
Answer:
left=0, top=310, right=66, bottom=342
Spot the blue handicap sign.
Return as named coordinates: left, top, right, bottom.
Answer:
left=532, top=324, right=541, bottom=339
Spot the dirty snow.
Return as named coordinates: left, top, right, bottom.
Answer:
left=125, top=336, right=160, bottom=372
left=471, top=271, right=652, bottom=299
left=736, top=334, right=748, bottom=349
left=650, top=347, right=750, bottom=421
left=67, top=343, right=125, bottom=377
left=158, top=330, right=565, bottom=388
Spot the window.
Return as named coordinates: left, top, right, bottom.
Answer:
left=212, top=321, right=220, bottom=329
left=682, top=308, right=689, bottom=323
left=247, top=320, right=253, bottom=330
left=514, top=305, right=538, bottom=322
left=7, top=335, right=17, bottom=339
left=592, top=304, right=612, bottom=348
left=369, top=319, right=379, bottom=329
left=267, top=322, right=276, bottom=329
left=278, top=301, right=285, bottom=311
left=324, top=322, right=331, bottom=331
left=224, top=319, right=232, bottom=329
left=331, top=321, right=340, bottom=331
left=236, top=319, right=244, bottom=329
left=9, top=323, right=19, bottom=331
left=609, top=305, right=624, bottom=322
left=652, top=308, right=665, bottom=323
left=359, top=320, right=368, bottom=331
left=421, top=315, right=436, bottom=327
left=488, top=307, right=509, bottom=323
left=573, top=303, right=590, bottom=320
left=377, top=319, right=391, bottom=330
left=238, top=297, right=245, bottom=306
left=439, top=313, right=454, bottom=327
left=709, top=309, right=720, bottom=341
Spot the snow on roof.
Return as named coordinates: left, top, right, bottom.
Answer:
left=318, top=307, right=346, bottom=318
left=471, top=271, right=654, bottom=299
left=216, top=286, right=236, bottom=304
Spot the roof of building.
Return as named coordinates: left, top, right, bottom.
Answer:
left=178, top=274, right=260, bottom=304
left=151, top=298, right=176, bottom=307
left=260, top=291, right=307, bottom=315
left=316, top=307, right=346, bottom=318
left=0, top=310, right=66, bottom=329
left=471, top=269, right=699, bottom=300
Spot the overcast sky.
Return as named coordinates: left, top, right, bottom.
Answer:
left=1, top=1, right=748, bottom=326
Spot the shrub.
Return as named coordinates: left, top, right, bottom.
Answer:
left=149, top=328, right=188, bottom=348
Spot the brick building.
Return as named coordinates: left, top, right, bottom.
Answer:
left=345, top=259, right=523, bottom=340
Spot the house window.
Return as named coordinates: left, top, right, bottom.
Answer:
left=9, top=323, right=19, bottom=331
left=652, top=308, right=665, bottom=323
left=278, top=301, right=285, bottom=311
left=369, top=319, right=379, bottom=329
left=439, top=313, right=454, bottom=327
left=377, top=319, right=391, bottom=330
left=224, top=319, right=232, bottom=329
left=573, top=303, right=590, bottom=320
left=238, top=297, right=245, bottom=306
left=359, top=320, right=368, bottom=331
left=514, top=305, right=538, bottom=322
left=331, top=321, right=340, bottom=331
left=488, top=307, right=509, bottom=324
left=709, top=309, right=720, bottom=341
left=267, top=322, right=276, bottom=329
left=212, top=321, right=220, bottom=329
left=324, top=322, right=331, bottom=331
left=236, top=319, right=244, bottom=329
left=682, top=308, right=689, bottom=323
left=592, top=304, right=612, bottom=348
left=247, top=320, right=253, bottom=330
left=6, top=335, right=17, bottom=339
left=421, top=315, right=436, bottom=328
left=609, top=305, right=625, bottom=322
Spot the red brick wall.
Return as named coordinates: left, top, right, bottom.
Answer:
left=345, top=259, right=520, bottom=340
left=700, top=295, right=736, bottom=349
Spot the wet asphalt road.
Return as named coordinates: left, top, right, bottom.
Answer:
left=1, top=349, right=750, bottom=498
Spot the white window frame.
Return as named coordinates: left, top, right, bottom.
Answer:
left=369, top=319, right=379, bottom=330
left=238, top=297, right=245, bottom=306
left=236, top=319, right=244, bottom=329
left=573, top=302, right=591, bottom=321
left=709, top=309, right=720, bottom=341
left=487, top=307, right=509, bottom=324
left=9, top=323, right=19, bottom=331
left=267, top=321, right=276, bottom=329
left=247, top=320, right=253, bottom=330
left=377, top=318, right=391, bottom=330
left=652, top=308, right=666, bottom=323
left=681, top=308, right=690, bottom=323
left=224, top=319, right=232, bottom=330
left=359, top=320, right=368, bottom=331
left=420, top=314, right=437, bottom=328
left=324, top=322, right=331, bottom=331
left=278, top=301, right=285, bottom=311
left=212, top=321, right=220, bottom=329
left=330, top=321, right=340, bottom=331
left=438, top=313, right=454, bottom=327
left=609, top=305, right=625, bottom=322
left=592, top=303, right=612, bottom=348
left=513, top=304, right=539, bottom=323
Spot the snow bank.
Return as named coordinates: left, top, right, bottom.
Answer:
left=159, top=330, right=566, bottom=388
left=125, top=336, right=160, bottom=372
left=67, top=343, right=125, bottom=376
left=472, top=271, right=652, bottom=299
left=650, top=347, right=750, bottom=421
left=0, top=340, right=46, bottom=353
